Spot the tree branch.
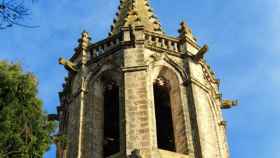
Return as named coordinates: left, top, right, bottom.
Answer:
left=0, top=0, right=38, bottom=29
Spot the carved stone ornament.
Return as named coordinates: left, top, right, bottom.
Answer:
left=59, top=57, right=78, bottom=73
left=221, top=100, right=238, bottom=109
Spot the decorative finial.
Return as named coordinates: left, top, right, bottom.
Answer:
left=178, top=21, right=198, bottom=42
left=78, top=30, right=91, bottom=50
left=178, top=21, right=192, bottom=37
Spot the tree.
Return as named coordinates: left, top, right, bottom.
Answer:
left=0, top=61, right=55, bottom=158
left=0, top=0, right=38, bottom=29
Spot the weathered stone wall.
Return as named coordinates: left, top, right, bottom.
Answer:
left=57, top=1, right=231, bottom=157
left=62, top=45, right=229, bottom=158
left=83, top=78, right=104, bottom=158
left=146, top=50, right=196, bottom=157
left=186, top=56, right=228, bottom=158
left=123, top=48, right=153, bottom=155
left=66, top=73, right=83, bottom=158
left=82, top=55, right=125, bottom=158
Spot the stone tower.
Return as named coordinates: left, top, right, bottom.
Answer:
left=51, top=0, right=237, bottom=158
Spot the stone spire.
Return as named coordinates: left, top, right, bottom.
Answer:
left=109, top=0, right=164, bottom=36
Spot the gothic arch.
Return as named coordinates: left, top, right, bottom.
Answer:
left=148, top=53, right=188, bottom=84
left=85, top=60, right=121, bottom=88
left=150, top=65, right=188, bottom=154
left=69, top=58, right=121, bottom=97
left=84, top=66, right=123, bottom=158
left=162, top=55, right=188, bottom=83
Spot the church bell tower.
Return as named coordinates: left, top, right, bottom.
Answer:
left=52, top=0, right=237, bottom=158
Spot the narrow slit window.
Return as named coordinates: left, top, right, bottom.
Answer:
left=153, top=79, right=176, bottom=152
left=103, top=82, right=120, bottom=157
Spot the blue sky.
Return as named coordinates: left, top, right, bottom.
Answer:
left=0, top=0, right=279, bottom=157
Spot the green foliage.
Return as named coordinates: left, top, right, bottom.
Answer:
left=53, top=134, right=67, bottom=149
left=0, top=61, right=55, bottom=158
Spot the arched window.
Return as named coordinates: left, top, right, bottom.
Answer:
left=103, top=81, right=120, bottom=157
left=154, top=77, right=176, bottom=151
left=88, top=69, right=123, bottom=158
left=153, top=67, right=188, bottom=154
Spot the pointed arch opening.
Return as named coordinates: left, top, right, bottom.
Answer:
left=103, top=81, right=120, bottom=157
left=152, top=66, right=188, bottom=154
left=154, top=77, right=176, bottom=151
left=87, top=68, right=123, bottom=158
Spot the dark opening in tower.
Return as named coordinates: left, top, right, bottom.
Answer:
left=103, top=82, right=120, bottom=157
left=153, top=78, right=176, bottom=152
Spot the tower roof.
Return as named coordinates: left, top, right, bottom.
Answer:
left=110, top=0, right=164, bottom=35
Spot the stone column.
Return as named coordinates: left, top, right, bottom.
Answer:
left=122, top=47, right=154, bottom=158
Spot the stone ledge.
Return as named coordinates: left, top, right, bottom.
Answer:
left=122, top=65, right=148, bottom=72
left=158, top=149, right=189, bottom=158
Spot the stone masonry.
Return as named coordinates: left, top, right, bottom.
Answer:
left=51, top=0, right=237, bottom=158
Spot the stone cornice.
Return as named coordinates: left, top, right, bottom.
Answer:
left=144, top=29, right=200, bottom=51
left=179, top=35, right=200, bottom=50
left=121, top=65, right=148, bottom=72
left=145, top=45, right=184, bottom=58
left=88, top=33, right=122, bottom=50
left=70, top=29, right=202, bottom=65
left=144, top=31, right=178, bottom=41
